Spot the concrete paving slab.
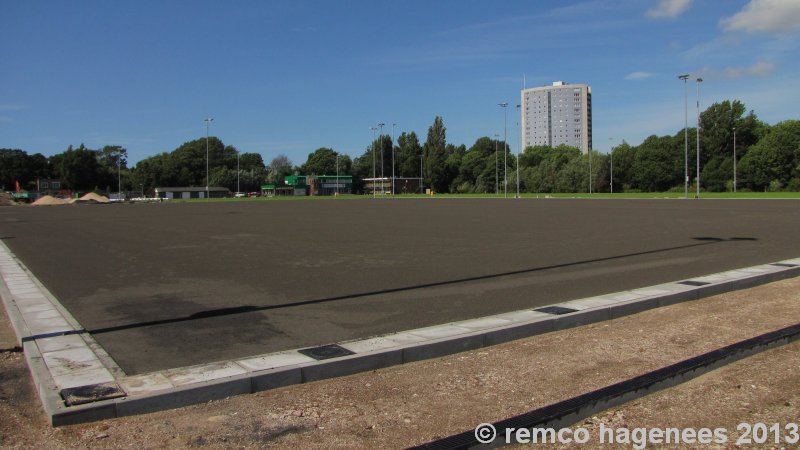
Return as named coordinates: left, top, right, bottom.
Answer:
left=236, top=352, right=315, bottom=371
left=118, top=373, right=175, bottom=395
left=407, top=324, right=474, bottom=340
left=35, top=334, right=89, bottom=354
left=453, top=317, right=515, bottom=330
left=51, top=367, right=116, bottom=390
left=164, top=362, right=249, bottom=386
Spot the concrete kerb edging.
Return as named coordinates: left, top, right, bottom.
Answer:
left=411, top=323, right=800, bottom=450
left=0, top=236, right=799, bottom=426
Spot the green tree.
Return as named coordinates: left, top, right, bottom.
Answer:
left=700, top=100, right=763, bottom=165
left=396, top=132, right=423, bottom=178
left=739, top=120, right=800, bottom=191
left=609, top=141, right=636, bottom=192
left=631, top=135, right=682, bottom=192
left=300, top=148, right=339, bottom=175
left=0, top=149, right=50, bottom=191
left=267, top=154, right=293, bottom=184
left=49, top=144, right=103, bottom=191
left=423, top=116, right=448, bottom=192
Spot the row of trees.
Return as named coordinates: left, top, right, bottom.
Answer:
left=2, top=99, right=798, bottom=195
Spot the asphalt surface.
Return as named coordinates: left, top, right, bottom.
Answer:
left=1, top=198, right=799, bottom=374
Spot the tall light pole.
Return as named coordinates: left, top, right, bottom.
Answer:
left=420, top=153, right=423, bottom=194
left=204, top=118, right=213, bottom=200
left=494, top=134, right=500, bottom=195
left=678, top=74, right=689, bottom=199
left=588, top=148, right=593, bottom=194
left=696, top=77, right=703, bottom=199
left=733, top=127, right=737, bottom=193
left=391, top=123, right=396, bottom=195
left=117, top=147, right=122, bottom=200
left=236, top=149, right=240, bottom=195
left=336, top=152, right=339, bottom=196
left=609, top=137, right=614, bottom=194
left=516, top=104, right=521, bottom=198
left=499, top=102, right=508, bottom=198
left=371, top=127, right=377, bottom=198
left=378, top=123, right=385, bottom=195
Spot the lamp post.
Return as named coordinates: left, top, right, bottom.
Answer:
left=117, top=147, right=122, bottom=200
left=609, top=137, right=614, bottom=194
left=378, top=123, right=385, bottom=195
left=204, top=118, right=213, bottom=200
left=371, top=126, right=377, bottom=198
left=499, top=102, right=508, bottom=198
left=494, top=134, right=499, bottom=195
left=733, top=127, right=737, bottom=193
left=678, top=74, right=689, bottom=199
left=420, top=153, right=423, bottom=195
left=391, top=123, right=396, bottom=195
left=516, top=104, right=521, bottom=198
left=588, top=148, right=593, bottom=194
left=696, top=77, right=703, bottom=199
left=236, top=149, right=240, bottom=195
left=336, top=152, right=339, bottom=196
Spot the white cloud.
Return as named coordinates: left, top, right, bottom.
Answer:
left=697, top=61, right=776, bottom=80
left=0, top=104, right=27, bottom=111
left=646, top=0, right=693, bottom=19
left=721, top=0, right=800, bottom=34
left=625, top=71, right=654, bottom=81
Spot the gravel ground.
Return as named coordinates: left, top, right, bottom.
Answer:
left=1, top=277, right=798, bottom=449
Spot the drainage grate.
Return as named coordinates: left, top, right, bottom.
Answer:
left=770, top=263, right=799, bottom=268
left=678, top=280, right=711, bottom=287
left=534, top=306, right=578, bottom=315
left=298, top=344, right=355, bottom=361
left=60, top=382, right=126, bottom=406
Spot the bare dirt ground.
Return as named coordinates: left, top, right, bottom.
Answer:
left=1, top=277, right=799, bottom=449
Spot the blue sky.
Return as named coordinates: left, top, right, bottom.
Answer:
left=2, top=0, right=799, bottom=165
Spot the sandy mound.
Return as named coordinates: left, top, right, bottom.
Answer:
left=0, top=192, right=16, bottom=206
left=31, top=195, right=67, bottom=206
left=77, top=192, right=110, bottom=203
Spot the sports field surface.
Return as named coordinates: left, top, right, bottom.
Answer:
left=1, top=198, right=798, bottom=374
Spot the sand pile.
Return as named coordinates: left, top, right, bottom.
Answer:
left=31, top=195, right=67, bottom=206
left=0, top=192, right=16, bottom=206
left=77, top=192, right=110, bottom=203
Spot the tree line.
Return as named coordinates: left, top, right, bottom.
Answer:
left=2, top=99, right=798, bottom=195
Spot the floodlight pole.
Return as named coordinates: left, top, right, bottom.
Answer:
left=371, top=126, right=377, bottom=198
left=378, top=123, right=385, bottom=195
left=696, top=77, right=703, bottom=199
left=117, top=148, right=122, bottom=200
left=609, top=137, right=614, bottom=194
left=204, top=118, right=214, bottom=200
left=494, top=134, right=499, bottom=195
left=516, top=104, right=521, bottom=198
left=733, top=127, right=737, bottom=193
left=391, top=123, right=396, bottom=195
left=678, top=74, right=689, bottom=199
left=236, top=150, right=240, bottom=195
left=336, top=152, right=339, bottom=196
left=420, top=154, right=423, bottom=195
left=499, top=102, right=508, bottom=198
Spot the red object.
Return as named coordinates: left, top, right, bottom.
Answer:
left=15, top=181, right=20, bottom=193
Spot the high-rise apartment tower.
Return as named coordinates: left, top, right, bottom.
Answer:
left=521, top=81, right=592, bottom=153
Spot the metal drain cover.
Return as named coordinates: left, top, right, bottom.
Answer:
left=60, top=382, right=126, bottom=406
left=678, top=280, right=711, bottom=286
left=298, top=344, right=355, bottom=361
left=534, top=306, right=578, bottom=315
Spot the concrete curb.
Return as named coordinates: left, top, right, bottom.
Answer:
left=411, top=322, right=800, bottom=450
left=0, top=238, right=798, bottom=426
